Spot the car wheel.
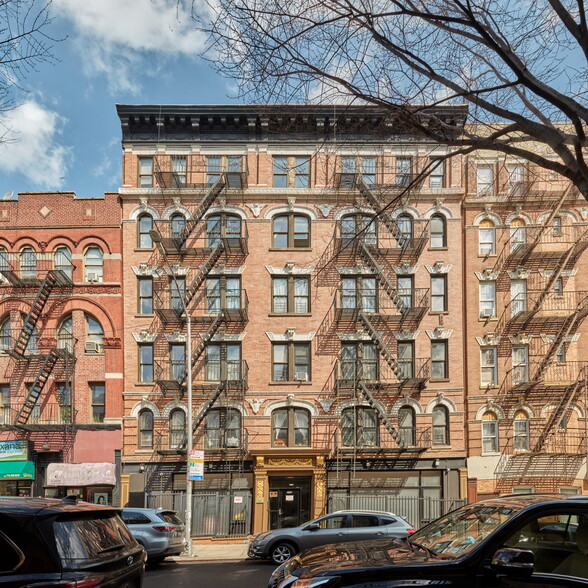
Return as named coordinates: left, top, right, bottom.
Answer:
left=271, top=542, right=296, bottom=564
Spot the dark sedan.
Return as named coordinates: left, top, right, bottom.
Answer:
left=270, top=494, right=588, bottom=588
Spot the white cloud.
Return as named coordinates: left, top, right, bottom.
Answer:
left=0, top=101, right=71, bottom=189
left=54, top=0, right=209, bottom=94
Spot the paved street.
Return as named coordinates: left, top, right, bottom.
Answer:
left=145, top=559, right=275, bottom=588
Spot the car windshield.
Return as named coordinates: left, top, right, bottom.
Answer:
left=409, top=503, right=522, bottom=558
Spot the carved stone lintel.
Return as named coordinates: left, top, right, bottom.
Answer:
left=317, top=398, right=335, bottom=413
left=246, top=203, right=265, bottom=217
left=316, top=204, right=334, bottom=218
left=287, top=197, right=296, bottom=209
left=248, top=399, right=263, bottom=414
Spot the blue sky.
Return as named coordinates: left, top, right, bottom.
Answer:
left=0, top=0, right=236, bottom=198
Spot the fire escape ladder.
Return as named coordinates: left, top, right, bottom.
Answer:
left=12, top=272, right=57, bottom=358
left=190, top=311, right=225, bottom=369
left=181, top=178, right=227, bottom=242
left=15, top=349, right=60, bottom=425
left=192, top=382, right=226, bottom=433
left=358, top=312, right=403, bottom=379
left=357, top=381, right=405, bottom=448
left=184, top=242, right=225, bottom=308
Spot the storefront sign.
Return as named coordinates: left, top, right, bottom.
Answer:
left=0, top=441, right=29, bottom=462
left=188, top=450, right=204, bottom=481
left=0, top=461, right=34, bottom=479
left=205, top=460, right=253, bottom=474
left=46, top=463, right=116, bottom=487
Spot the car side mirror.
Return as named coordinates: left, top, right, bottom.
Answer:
left=491, top=548, right=534, bottom=576
left=305, top=523, right=320, bottom=531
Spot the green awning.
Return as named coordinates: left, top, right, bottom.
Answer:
left=0, top=461, right=35, bottom=480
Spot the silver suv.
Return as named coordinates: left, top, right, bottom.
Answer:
left=122, top=507, right=186, bottom=563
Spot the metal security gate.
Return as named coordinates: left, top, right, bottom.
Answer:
left=146, top=491, right=252, bottom=537
left=327, top=492, right=466, bottom=529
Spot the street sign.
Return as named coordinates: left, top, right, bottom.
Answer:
left=188, top=450, right=204, bottom=481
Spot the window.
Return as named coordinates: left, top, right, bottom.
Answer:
left=477, top=164, right=494, bottom=196
left=90, top=383, right=105, bottom=423
left=481, top=346, right=498, bottom=386
left=341, top=215, right=377, bottom=246
left=479, top=281, right=496, bottom=318
left=170, top=213, right=186, bottom=240
left=432, top=405, right=449, bottom=445
left=207, top=155, right=242, bottom=185
left=341, top=157, right=376, bottom=186
left=20, top=247, right=36, bottom=278
left=272, top=214, right=310, bottom=248
left=511, top=279, right=527, bottom=316
left=340, top=342, right=378, bottom=381
left=429, top=158, right=445, bottom=188
left=430, top=214, right=446, bottom=248
left=512, top=346, right=529, bottom=384
left=397, top=275, right=413, bottom=312
left=396, top=214, right=413, bottom=248
left=139, top=344, right=154, bottom=382
left=431, top=340, right=448, bottom=379
left=170, top=276, right=186, bottom=311
left=431, top=275, right=447, bottom=312
left=482, top=411, right=498, bottom=452
left=169, top=409, right=186, bottom=449
left=138, top=409, right=154, bottom=448
left=552, top=215, right=562, bottom=236
left=273, top=156, right=310, bottom=188
left=509, top=218, right=526, bottom=252
left=54, top=247, right=73, bottom=280
left=138, top=277, right=153, bottom=314
left=22, top=314, right=38, bottom=354
left=554, top=277, right=564, bottom=297
left=272, top=342, right=310, bottom=382
left=272, top=276, right=309, bottom=313
left=342, top=407, right=378, bottom=447
left=513, top=410, right=529, bottom=451
left=396, top=157, right=412, bottom=187
left=479, top=220, right=496, bottom=255
left=398, top=405, right=416, bottom=446
left=206, top=277, right=241, bottom=312
left=170, top=343, right=186, bottom=381
left=57, top=316, right=73, bottom=352
left=397, top=341, right=414, bottom=380
left=341, top=277, right=377, bottom=313
left=206, top=214, right=242, bottom=247
left=56, top=382, right=72, bottom=422
left=138, top=158, right=153, bottom=188
left=85, top=247, right=103, bottom=282
left=556, top=344, right=566, bottom=363
left=205, top=408, right=241, bottom=449
left=507, top=164, right=524, bottom=196
left=172, top=156, right=187, bottom=187
left=86, top=315, right=104, bottom=351
left=0, top=317, right=10, bottom=352
left=137, top=214, right=153, bottom=249
left=0, top=385, right=10, bottom=425
left=0, top=248, right=8, bottom=272
left=205, top=343, right=242, bottom=381
left=272, top=407, right=310, bottom=447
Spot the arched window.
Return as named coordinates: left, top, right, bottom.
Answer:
left=170, top=213, right=186, bottom=241
left=510, top=218, right=526, bottom=253
left=137, top=214, right=154, bottom=249
left=430, top=214, right=446, bottom=248
left=398, top=406, right=416, bottom=446
left=432, top=405, right=450, bottom=445
left=341, top=215, right=377, bottom=246
left=20, top=247, right=36, bottom=278
left=272, top=407, right=310, bottom=447
left=85, top=315, right=104, bottom=353
left=513, top=410, right=530, bottom=451
left=482, top=411, right=499, bottom=452
left=0, top=316, right=10, bottom=352
left=396, top=214, right=413, bottom=248
left=21, top=313, right=38, bottom=354
left=272, top=214, right=310, bottom=249
left=138, top=409, right=154, bottom=449
left=206, top=214, right=242, bottom=247
left=479, top=220, right=496, bottom=255
left=341, top=406, right=378, bottom=447
left=85, top=247, right=103, bottom=282
left=54, top=246, right=73, bottom=280
left=205, top=408, right=242, bottom=449
left=169, top=409, right=186, bottom=449
left=0, top=247, right=9, bottom=272
left=57, top=316, right=73, bottom=352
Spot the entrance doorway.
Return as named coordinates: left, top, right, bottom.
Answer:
left=268, top=476, right=311, bottom=529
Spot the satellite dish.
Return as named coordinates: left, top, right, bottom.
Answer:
left=2, top=190, right=13, bottom=200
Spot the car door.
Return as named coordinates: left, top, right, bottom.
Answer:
left=299, top=514, right=349, bottom=551
left=346, top=514, right=385, bottom=542
left=122, top=511, right=153, bottom=552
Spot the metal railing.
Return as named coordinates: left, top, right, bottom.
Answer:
left=0, top=403, right=75, bottom=426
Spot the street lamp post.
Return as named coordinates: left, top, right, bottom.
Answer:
left=149, top=230, right=193, bottom=556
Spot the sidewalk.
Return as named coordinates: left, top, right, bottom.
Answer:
left=174, top=539, right=251, bottom=562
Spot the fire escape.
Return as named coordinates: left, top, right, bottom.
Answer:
left=331, top=174, right=431, bottom=458
left=0, top=254, right=76, bottom=429
left=489, top=181, right=588, bottom=485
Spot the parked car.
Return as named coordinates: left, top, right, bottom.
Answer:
left=249, top=509, right=415, bottom=565
left=0, top=495, right=145, bottom=588
left=121, top=507, right=186, bottom=563
left=269, top=494, right=588, bottom=588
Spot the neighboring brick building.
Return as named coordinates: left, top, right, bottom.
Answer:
left=0, top=192, right=124, bottom=504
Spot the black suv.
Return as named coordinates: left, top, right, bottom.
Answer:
left=0, top=496, right=145, bottom=588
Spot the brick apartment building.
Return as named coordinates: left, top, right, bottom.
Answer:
left=0, top=192, right=124, bottom=504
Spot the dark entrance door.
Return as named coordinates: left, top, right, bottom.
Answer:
left=268, top=476, right=311, bottom=530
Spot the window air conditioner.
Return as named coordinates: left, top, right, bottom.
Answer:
left=87, top=272, right=99, bottom=283
left=480, top=308, right=493, bottom=319
left=85, top=341, right=100, bottom=353
left=226, top=437, right=239, bottom=448
left=294, top=372, right=308, bottom=382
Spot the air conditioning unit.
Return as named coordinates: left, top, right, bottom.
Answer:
left=294, top=372, right=309, bottom=382
left=480, top=308, right=494, bottom=319
left=85, top=341, right=100, bottom=353
left=226, top=437, right=239, bottom=448
left=86, top=272, right=99, bottom=283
